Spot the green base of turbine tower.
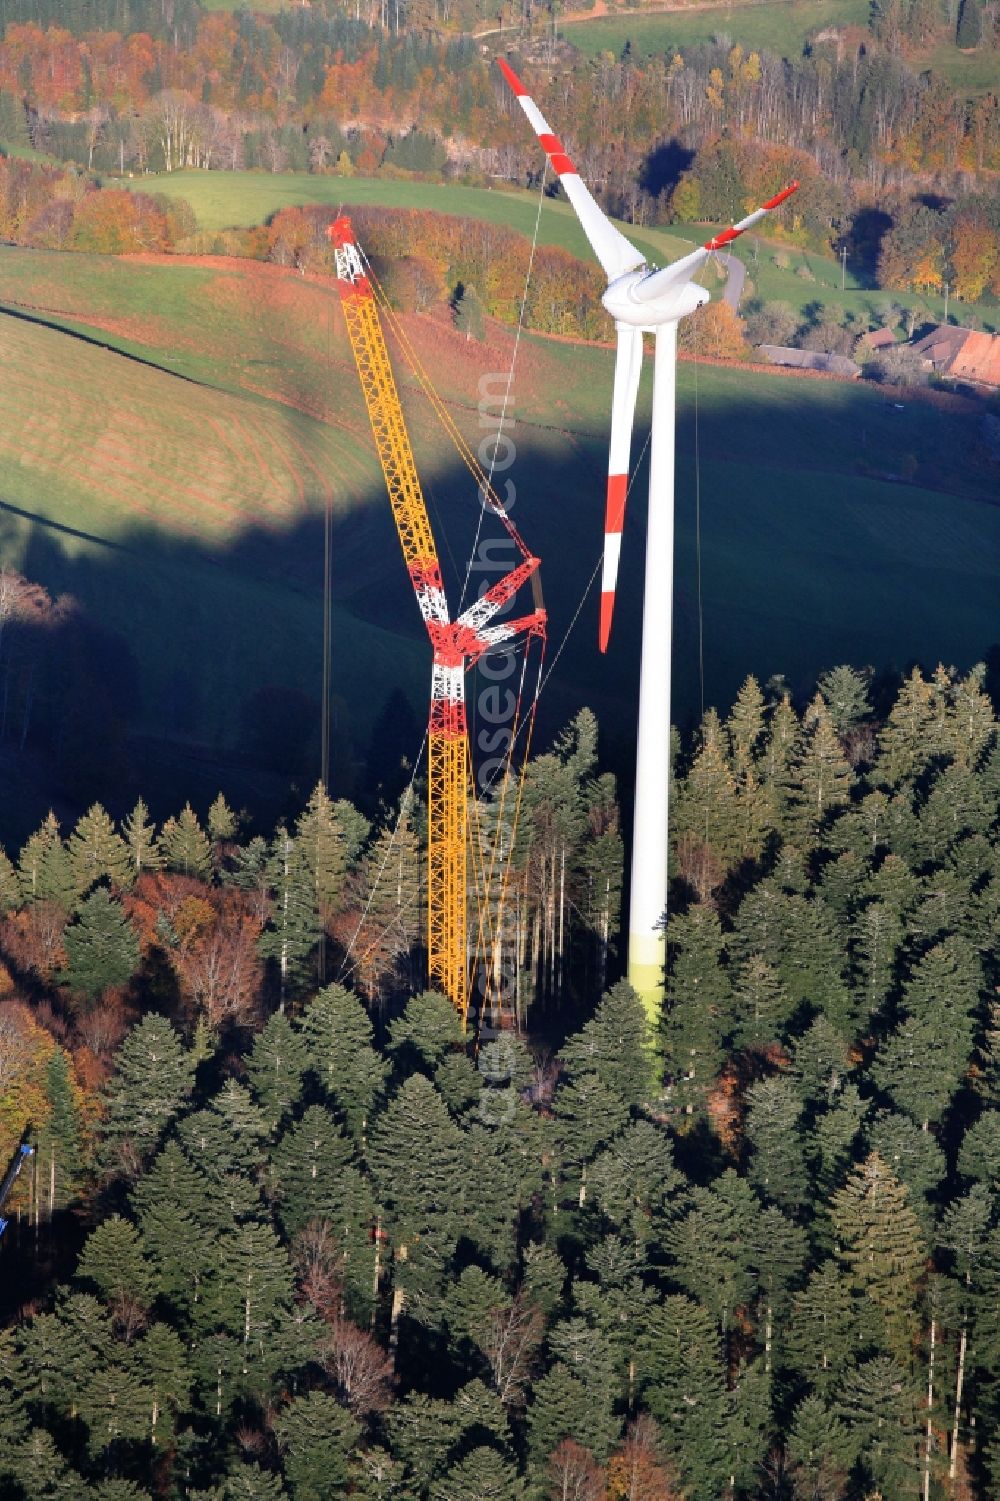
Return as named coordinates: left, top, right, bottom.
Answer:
left=627, top=930, right=665, bottom=1030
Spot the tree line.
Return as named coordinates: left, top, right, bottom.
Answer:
left=1, top=9, right=999, bottom=279
left=0, top=658, right=999, bottom=1497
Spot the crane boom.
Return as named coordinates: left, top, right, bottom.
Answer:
left=0, top=1141, right=33, bottom=1240
left=329, top=217, right=544, bottom=1019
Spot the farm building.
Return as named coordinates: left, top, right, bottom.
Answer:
left=859, top=327, right=897, bottom=352
left=910, top=326, right=1000, bottom=389
left=758, top=345, right=861, bottom=378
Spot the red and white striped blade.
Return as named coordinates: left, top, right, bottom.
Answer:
left=600, top=325, right=643, bottom=653
left=498, top=58, right=645, bottom=283
left=631, top=180, right=800, bottom=305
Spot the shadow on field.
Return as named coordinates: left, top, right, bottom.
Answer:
left=0, top=370, right=998, bottom=848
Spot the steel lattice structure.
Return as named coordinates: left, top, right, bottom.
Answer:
left=329, top=217, right=545, bottom=1019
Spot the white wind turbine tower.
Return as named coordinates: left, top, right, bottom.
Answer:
left=499, top=58, right=798, bottom=1022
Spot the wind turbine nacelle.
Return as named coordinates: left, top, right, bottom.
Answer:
left=602, top=271, right=710, bottom=329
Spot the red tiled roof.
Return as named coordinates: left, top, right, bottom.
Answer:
left=950, top=330, right=1000, bottom=388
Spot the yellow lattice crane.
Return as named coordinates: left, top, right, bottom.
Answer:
left=329, top=217, right=545, bottom=1021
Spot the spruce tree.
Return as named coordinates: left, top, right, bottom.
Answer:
left=663, top=903, right=732, bottom=1114
left=0, top=847, right=19, bottom=913
left=786, top=694, right=854, bottom=844
left=832, top=789, right=891, bottom=861
left=786, top=1393, right=854, bottom=1501
left=273, top=1391, right=360, bottom=1501
left=726, top=1356, right=772, bottom=1495
left=386, top=1391, right=463, bottom=1494
left=670, top=1172, right=757, bottom=1335
left=636, top=1294, right=729, bottom=1501
left=831, top=1152, right=925, bottom=1361
left=527, top=1363, right=618, bottom=1467
left=786, top=1261, right=876, bottom=1393
left=224, top=1463, right=288, bottom=1501
left=872, top=1009, right=973, bottom=1129
left=19, top=812, right=78, bottom=909
left=792, top=1016, right=851, bottom=1104
left=588, top=1118, right=684, bottom=1250
left=917, top=762, right=991, bottom=862
left=355, top=796, right=422, bottom=996
left=957, top=1111, right=1000, bottom=1184
left=558, top=980, right=652, bottom=1110
left=205, top=1221, right=299, bottom=1397
left=79, top=1359, right=153, bottom=1459
left=851, top=901, right=901, bottom=1026
left=389, top=989, right=465, bottom=1073
left=11, top=1428, right=82, bottom=1501
left=77, top=1214, right=156, bottom=1309
left=454, top=283, right=485, bottom=341
left=946, top=665, right=994, bottom=765
left=131, top=1141, right=225, bottom=1317
left=246, top=1012, right=307, bottom=1132
left=122, top=798, right=162, bottom=878
left=35, top=1047, right=85, bottom=1216
left=875, top=668, right=937, bottom=787
left=817, top=849, right=864, bottom=920
left=272, top=1105, right=377, bottom=1319
left=297, top=984, right=388, bottom=1138
left=369, top=1075, right=465, bottom=1311
left=727, top=674, right=766, bottom=769
left=208, top=793, right=238, bottom=845
left=295, top=783, right=362, bottom=918
left=818, top=663, right=872, bottom=737
left=835, top=1355, right=919, bottom=1497
left=865, top=1111, right=946, bottom=1234
left=62, top=887, right=140, bottom=1002
left=259, top=829, right=320, bottom=1008
left=673, top=709, right=743, bottom=872
left=811, top=1084, right=869, bottom=1212
left=135, top=1321, right=192, bottom=1447
left=101, top=1015, right=195, bottom=1163
left=160, top=803, right=212, bottom=880
left=0, top=1332, right=28, bottom=1458
left=912, top=866, right=972, bottom=946
left=94, top=1483, right=153, bottom=1501
left=552, top=1073, right=629, bottom=1210
left=731, top=953, right=794, bottom=1051
left=763, top=692, right=801, bottom=791
left=745, top=1076, right=808, bottom=1210
left=749, top=1205, right=808, bottom=1377
left=179, top=1081, right=270, bottom=1188
left=68, top=804, right=131, bottom=896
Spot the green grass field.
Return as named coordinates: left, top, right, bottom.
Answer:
left=120, top=169, right=690, bottom=267
left=561, top=0, right=868, bottom=57
left=916, top=40, right=1000, bottom=93
left=123, top=168, right=998, bottom=335
left=1, top=242, right=998, bottom=829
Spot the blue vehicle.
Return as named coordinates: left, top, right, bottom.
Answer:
left=0, top=1142, right=33, bottom=1240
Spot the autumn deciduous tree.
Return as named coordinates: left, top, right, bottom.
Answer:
left=608, top=1415, right=681, bottom=1500
left=319, top=1314, right=394, bottom=1416
left=70, top=188, right=169, bottom=253
left=0, top=901, right=68, bottom=982
left=547, top=1438, right=607, bottom=1501
left=170, top=893, right=264, bottom=1030
left=679, top=301, right=749, bottom=360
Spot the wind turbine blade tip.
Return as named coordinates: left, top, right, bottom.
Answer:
left=599, top=594, right=614, bottom=653
left=762, top=180, right=800, bottom=210
left=497, top=58, right=527, bottom=95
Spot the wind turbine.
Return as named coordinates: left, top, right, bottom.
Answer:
left=498, top=58, right=798, bottom=1022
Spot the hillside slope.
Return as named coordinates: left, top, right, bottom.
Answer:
left=1, top=243, right=999, bottom=828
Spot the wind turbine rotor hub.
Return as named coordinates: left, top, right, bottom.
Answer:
left=602, top=271, right=710, bottom=328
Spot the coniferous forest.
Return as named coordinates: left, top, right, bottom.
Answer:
left=2, top=661, right=1000, bottom=1499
